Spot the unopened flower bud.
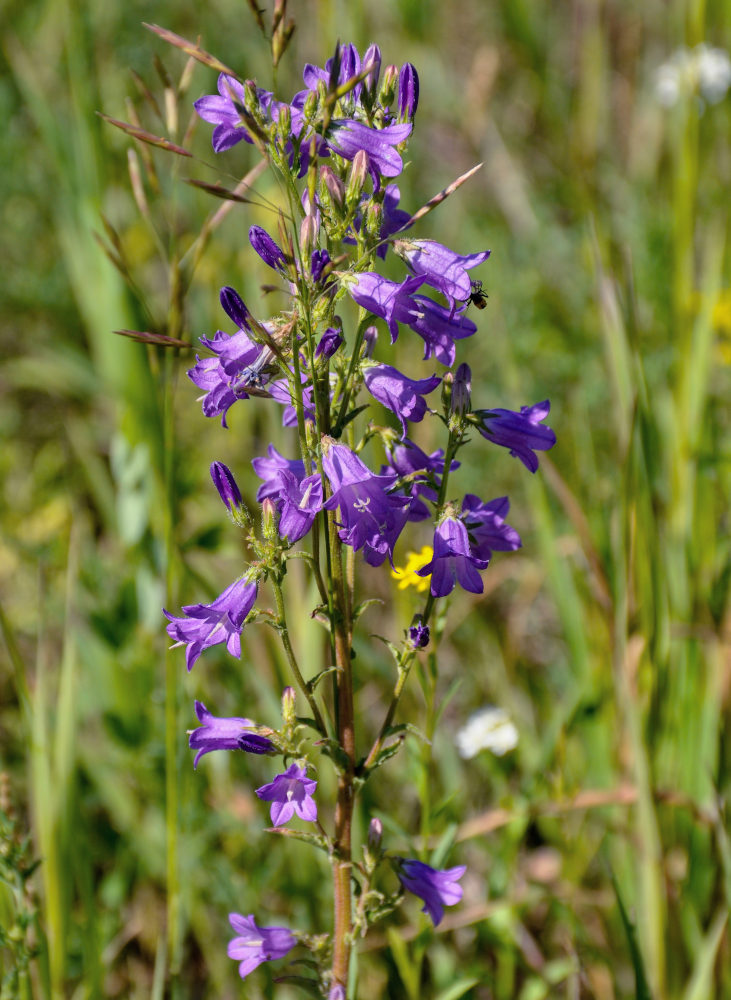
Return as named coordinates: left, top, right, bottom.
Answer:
left=219, top=285, right=250, bottom=331
left=210, top=462, right=249, bottom=526
left=303, top=88, right=319, bottom=121
left=310, top=249, right=331, bottom=284
left=281, top=686, right=296, bottom=727
left=441, top=371, right=454, bottom=414
left=328, top=986, right=346, bottom=1000
left=262, top=497, right=278, bottom=541
left=379, top=64, right=398, bottom=108
left=368, top=816, right=383, bottom=852
left=364, top=200, right=382, bottom=243
left=345, top=149, right=368, bottom=206
left=320, top=165, right=345, bottom=209
left=249, top=225, right=287, bottom=272
left=398, top=63, right=419, bottom=121
left=276, top=103, right=291, bottom=142
left=451, top=363, right=472, bottom=416
left=363, top=44, right=382, bottom=97
left=409, top=617, right=430, bottom=649
left=243, top=80, right=259, bottom=115
left=300, top=212, right=318, bottom=258
left=362, top=325, right=378, bottom=358
left=315, top=326, right=343, bottom=360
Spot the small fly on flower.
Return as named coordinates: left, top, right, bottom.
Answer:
left=238, top=348, right=278, bottom=390
left=467, top=280, right=488, bottom=310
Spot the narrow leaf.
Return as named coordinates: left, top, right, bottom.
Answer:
left=113, top=329, right=191, bottom=349
left=97, top=113, right=192, bottom=157
left=183, top=177, right=255, bottom=203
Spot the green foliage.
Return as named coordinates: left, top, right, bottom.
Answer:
left=1, top=0, right=730, bottom=997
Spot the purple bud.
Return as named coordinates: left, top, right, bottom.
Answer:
left=398, top=63, right=419, bottom=120
left=368, top=816, right=383, bottom=852
left=452, top=363, right=472, bottom=416
left=363, top=44, right=382, bottom=95
left=282, top=686, right=296, bottom=726
left=249, top=225, right=287, bottom=272
left=219, top=286, right=250, bottom=330
left=320, top=165, right=345, bottom=208
left=345, top=149, right=368, bottom=204
left=310, top=249, right=332, bottom=284
left=300, top=213, right=318, bottom=257
left=363, top=325, right=378, bottom=358
left=409, top=619, right=430, bottom=648
left=329, top=986, right=346, bottom=1000
left=315, top=326, right=344, bottom=360
left=211, top=461, right=243, bottom=512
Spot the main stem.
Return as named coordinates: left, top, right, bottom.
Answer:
left=330, top=523, right=355, bottom=992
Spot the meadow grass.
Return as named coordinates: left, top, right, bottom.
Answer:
left=1, top=0, right=729, bottom=997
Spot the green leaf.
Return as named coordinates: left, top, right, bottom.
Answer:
left=387, top=927, right=420, bottom=1000
left=610, top=870, right=651, bottom=1000
left=352, top=598, right=383, bottom=622
left=434, top=978, right=481, bottom=1000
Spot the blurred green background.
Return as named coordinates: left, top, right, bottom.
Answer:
left=1, top=0, right=730, bottom=997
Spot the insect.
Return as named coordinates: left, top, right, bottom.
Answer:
left=467, top=280, right=488, bottom=310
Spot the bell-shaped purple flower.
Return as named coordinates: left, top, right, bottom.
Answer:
left=347, top=272, right=426, bottom=341
left=323, top=443, right=410, bottom=566
left=328, top=120, right=412, bottom=180
left=407, top=294, right=477, bottom=366
left=273, top=470, right=323, bottom=543
left=418, top=515, right=489, bottom=597
left=194, top=75, right=262, bottom=153
left=474, top=400, right=556, bottom=472
left=255, top=762, right=318, bottom=826
left=164, top=577, right=257, bottom=671
left=252, top=445, right=306, bottom=501
left=394, top=239, right=490, bottom=307
left=461, top=494, right=522, bottom=561
left=228, top=913, right=296, bottom=979
left=397, top=63, right=419, bottom=121
left=377, top=184, right=411, bottom=257
left=249, top=225, right=287, bottom=272
left=396, top=859, right=466, bottom=926
left=385, top=439, right=459, bottom=522
left=188, top=701, right=274, bottom=768
left=364, top=364, right=441, bottom=435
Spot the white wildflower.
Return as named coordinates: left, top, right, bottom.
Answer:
left=455, top=706, right=518, bottom=760
left=655, top=44, right=731, bottom=107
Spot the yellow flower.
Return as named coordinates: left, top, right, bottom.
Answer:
left=391, top=546, right=433, bottom=593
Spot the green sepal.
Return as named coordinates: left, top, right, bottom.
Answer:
left=265, top=826, right=331, bottom=856
left=352, top=598, right=382, bottom=622
left=305, top=666, right=339, bottom=693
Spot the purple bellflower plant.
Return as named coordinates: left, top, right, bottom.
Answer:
left=227, top=914, right=297, bottom=979
left=138, top=22, right=557, bottom=996
left=188, top=701, right=274, bottom=767
left=395, top=859, right=467, bottom=926
left=255, top=763, right=318, bottom=827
